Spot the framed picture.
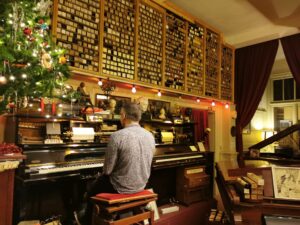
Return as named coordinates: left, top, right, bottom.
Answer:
left=148, top=99, right=171, bottom=120
left=95, top=94, right=131, bottom=114
left=272, top=166, right=300, bottom=200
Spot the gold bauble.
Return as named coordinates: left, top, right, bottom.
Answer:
left=59, top=56, right=67, bottom=64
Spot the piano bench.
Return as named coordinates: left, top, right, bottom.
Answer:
left=91, top=190, right=157, bottom=225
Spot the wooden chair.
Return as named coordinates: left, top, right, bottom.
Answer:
left=91, top=190, right=157, bottom=225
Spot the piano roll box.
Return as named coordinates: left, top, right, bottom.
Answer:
left=176, top=166, right=210, bottom=205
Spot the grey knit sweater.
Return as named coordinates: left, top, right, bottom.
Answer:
left=103, top=124, right=155, bottom=193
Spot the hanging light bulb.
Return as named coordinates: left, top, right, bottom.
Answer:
left=131, top=85, right=136, bottom=93
left=98, top=78, right=103, bottom=86
left=225, top=103, right=229, bottom=109
left=157, top=90, right=161, bottom=97
left=22, top=73, right=27, bottom=79
left=196, top=98, right=200, bottom=103
left=211, top=100, right=216, bottom=107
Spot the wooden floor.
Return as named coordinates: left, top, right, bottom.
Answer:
left=154, top=201, right=212, bottom=225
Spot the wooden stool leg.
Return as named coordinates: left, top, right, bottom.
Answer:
left=149, top=210, right=154, bottom=225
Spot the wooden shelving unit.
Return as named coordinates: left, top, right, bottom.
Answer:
left=186, top=22, right=205, bottom=95
left=164, top=10, right=186, bottom=91
left=102, top=0, right=135, bottom=80
left=220, top=44, right=234, bottom=101
left=137, top=1, right=164, bottom=86
left=52, top=0, right=235, bottom=102
left=55, top=0, right=101, bottom=72
left=205, top=29, right=220, bottom=99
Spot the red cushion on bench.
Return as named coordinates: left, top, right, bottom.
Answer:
left=95, top=190, right=154, bottom=201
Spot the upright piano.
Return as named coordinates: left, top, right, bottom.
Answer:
left=2, top=115, right=211, bottom=224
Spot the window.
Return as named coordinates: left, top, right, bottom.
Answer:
left=272, top=78, right=299, bottom=101
left=273, top=80, right=283, bottom=101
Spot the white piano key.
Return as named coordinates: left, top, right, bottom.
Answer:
left=33, top=162, right=104, bottom=174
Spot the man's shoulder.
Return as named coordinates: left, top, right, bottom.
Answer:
left=113, top=126, right=153, bottom=137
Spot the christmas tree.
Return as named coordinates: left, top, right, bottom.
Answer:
left=0, top=0, right=71, bottom=113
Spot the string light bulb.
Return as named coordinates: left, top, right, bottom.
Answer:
left=157, top=90, right=161, bottom=97
left=0, top=75, right=7, bottom=84
left=9, top=75, right=15, bottom=81
left=21, top=73, right=27, bottom=79
left=131, top=85, right=136, bottom=93
left=211, top=101, right=216, bottom=107
left=98, top=78, right=103, bottom=86
left=196, top=98, right=200, bottom=103
left=225, top=103, right=229, bottom=109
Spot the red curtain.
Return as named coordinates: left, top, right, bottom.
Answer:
left=281, top=33, right=300, bottom=85
left=235, top=39, right=279, bottom=166
left=191, top=109, right=208, bottom=147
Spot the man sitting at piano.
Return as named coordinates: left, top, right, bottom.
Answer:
left=75, top=102, right=156, bottom=225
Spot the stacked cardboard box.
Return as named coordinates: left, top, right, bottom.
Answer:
left=208, top=209, right=229, bottom=224
left=234, top=172, right=264, bottom=201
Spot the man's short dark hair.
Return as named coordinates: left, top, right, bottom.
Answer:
left=122, top=102, right=142, bottom=122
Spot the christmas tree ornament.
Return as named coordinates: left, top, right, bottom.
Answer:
left=17, top=43, right=22, bottom=50
left=59, top=56, right=67, bottom=64
left=40, top=23, right=48, bottom=30
left=0, top=75, right=7, bottom=84
left=23, top=27, right=32, bottom=35
left=29, top=36, right=35, bottom=42
left=40, top=49, right=52, bottom=69
left=38, top=19, right=44, bottom=24
left=11, top=2, right=25, bottom=42
left=34, top=0, right=53, bottom=16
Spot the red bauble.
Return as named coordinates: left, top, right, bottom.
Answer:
left=23, top=27, right=32, bottom=35
left=38, top=19, right=45, bottom=24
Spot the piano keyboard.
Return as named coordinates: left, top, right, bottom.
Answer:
left=27, top=162, right=104, bottom=175
left=154, top=155, right=203, bottom=163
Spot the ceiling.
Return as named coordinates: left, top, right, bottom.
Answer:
left=168, top=0, right=300, bottom=74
